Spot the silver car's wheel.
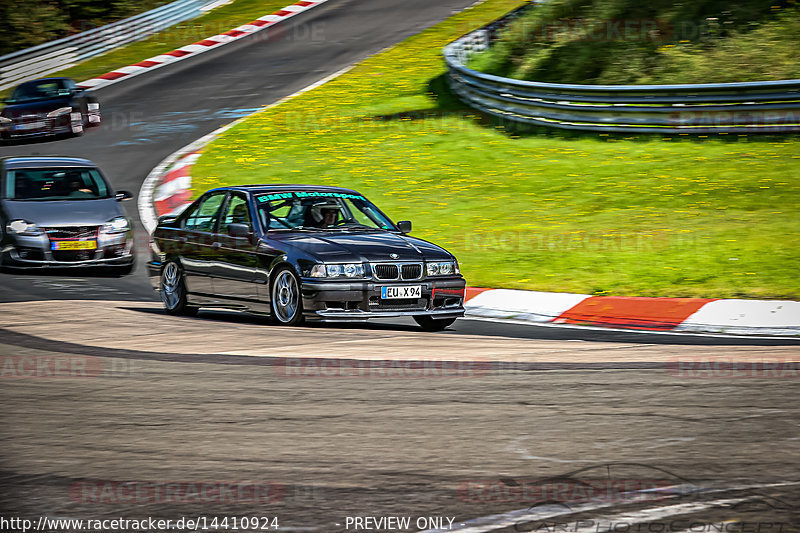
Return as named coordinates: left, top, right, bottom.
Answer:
left=160, top=262, right=197, bottom=316
left=271, top=267, right=303, bottom=325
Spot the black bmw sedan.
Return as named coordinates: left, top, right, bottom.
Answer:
left=148, top=185, right=466, bottom=330
left=0, top=77, right=101, bottom=141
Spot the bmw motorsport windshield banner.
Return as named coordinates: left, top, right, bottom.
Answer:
left=256, top=191, right=366, bottom=203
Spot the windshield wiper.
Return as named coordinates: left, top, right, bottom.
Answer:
left=335, top=222, right=375, bottom=229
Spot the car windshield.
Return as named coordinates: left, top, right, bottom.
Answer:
left=8, top=80, right=71, bottom=103
left=4, top=168, right=111, bottom=201
left=256, top=191, right=395, bottom=231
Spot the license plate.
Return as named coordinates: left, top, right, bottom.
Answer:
left=15, top=121, right=45, bottom=131
left=51, top=240, right=97, bottom=251
left=381, top=285, right=422, bottom=299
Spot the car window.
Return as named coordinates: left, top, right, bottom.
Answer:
left=182, top=193, right=226, bottom=232
left=255, top=192, right=394, bottom=231
left=10, top=80, right=67, bottom=102
left=4, top=168, right=110, bottom=200
left=221, top=194, right=252, bottom=231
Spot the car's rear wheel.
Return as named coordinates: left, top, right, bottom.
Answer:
left=160, top=262, right=198, bottom=316
left=414, top=316, right=457, bottom=331
left=271, top=267, right=304, bottom=326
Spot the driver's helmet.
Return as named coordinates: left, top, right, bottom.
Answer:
left=309, top=200, right=341, bottom=224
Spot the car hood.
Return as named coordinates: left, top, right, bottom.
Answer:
left=272, top=230, right=454, bottom=263
left=1, top=97, right=71, bottom=117
left=2, top=198, right=122, bottom=227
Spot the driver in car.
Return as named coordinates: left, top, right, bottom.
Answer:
left=308, top=200, right=341, bottom=228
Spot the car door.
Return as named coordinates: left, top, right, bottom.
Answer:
left=210, top=192, right=261, bottom=303
left=178, top=191, right=226, bottom=295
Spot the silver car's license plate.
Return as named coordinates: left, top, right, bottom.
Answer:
left=381, top=285, right=422, bottom=299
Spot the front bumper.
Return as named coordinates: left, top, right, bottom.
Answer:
left=1, top=233, right=134, bottom=269
left=301, top=277, right=466, bottom=321
left=0, top=113, right=81, bottom=139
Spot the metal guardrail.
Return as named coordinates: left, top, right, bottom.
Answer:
left=444, top=3, right=800, bottom=134
left=0, top=0, right=224, bottom=91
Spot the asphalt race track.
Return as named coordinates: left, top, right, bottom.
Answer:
left=0, top=0, right=482, bottom=303
left=1, top=0, right=799, bottom=530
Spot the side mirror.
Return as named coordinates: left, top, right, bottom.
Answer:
left=115, top=190, right=133, bottom=201
left=158, top=214, right=177, bottom=226
left=396, top=220, right=412, bottom=233
left=227, top=223, right=252, bottom=239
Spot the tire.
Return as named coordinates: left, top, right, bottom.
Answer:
left=160, top=262, right=198, bottom=316
left=414, top=316, right=457, bottom=331
left=270, top=266, right=304, bottom=326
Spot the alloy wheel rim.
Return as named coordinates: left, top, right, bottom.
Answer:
left=274, top=271, right=298, bottom=322
left=161, top=263, right=181, bottom=309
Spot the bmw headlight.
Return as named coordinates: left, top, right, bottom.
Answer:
left=100, top=216, right=130, bottom=234
left=7, top=219, right=43, bottom=236
left=46, top=107, right=73, bottom=118
left=426, top=261, right=459, bottom=276
left=0, top=117, right=11, bottom=125
left=309, top=263, right=365, bottom=278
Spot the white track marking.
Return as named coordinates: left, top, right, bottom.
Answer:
left=462, top=316, right=800, bottom=341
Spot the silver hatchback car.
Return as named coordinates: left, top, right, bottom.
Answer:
left=0, top=157, right=134, bottom=274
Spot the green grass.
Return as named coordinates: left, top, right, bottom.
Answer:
left=1, top=0, right=298, bottom=97
left=191, top=0, right=800, bottom=299
left=468, top=0, right=800, bottom=84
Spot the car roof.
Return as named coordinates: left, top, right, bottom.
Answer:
left=220, top=184, right=363, bottom=196
left=1, top=156, right=97, bottom=170
left=18, top=77, right=72, bottom=84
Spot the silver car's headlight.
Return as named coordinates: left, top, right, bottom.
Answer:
left=7, top=219, right=43, bottom=236
left=100, top=216, right=130, bottom=235
left=309, top=263, right=365, bottom=278
left=46, top=107, right=73, bottom=118
left=426, top=261, right=459, bottom=276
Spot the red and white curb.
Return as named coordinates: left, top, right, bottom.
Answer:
left=464, top=289, right=800, bottom=336
left=77, top=0, right=332, bottom=91
left=152, top=151, right=201, bottom=218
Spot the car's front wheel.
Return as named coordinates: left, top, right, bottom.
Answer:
left=271, top=266, right=304, bottom=326
left=414, top=316, right=457, bottom=331
left=160, top=261, right=198, bottom=316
